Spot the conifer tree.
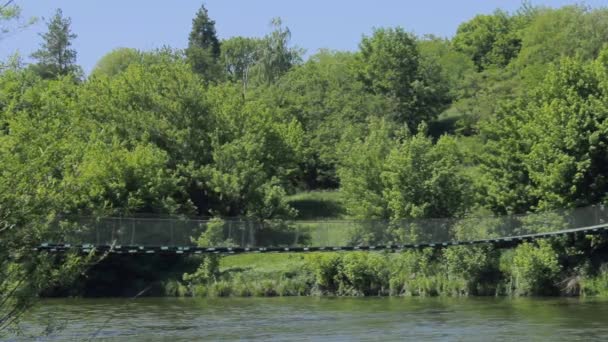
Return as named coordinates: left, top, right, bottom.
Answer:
left=30, top=8, right=80, bottom=79
left=185, top=4, right=221, bottom=81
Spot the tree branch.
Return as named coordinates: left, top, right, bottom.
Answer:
left=0, top=0, right=15, bottom=11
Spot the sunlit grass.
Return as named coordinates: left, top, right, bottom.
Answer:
left=286, top=190, right=346, bottom=219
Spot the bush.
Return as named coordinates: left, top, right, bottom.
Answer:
left=388, top=249, right=436, bottom=296
left=305, top=253, right=343, bottom=292
left=336, top=252, right=390, bottom=295
left=182, top=255, right=221, bottom=287
left=442, top=245, right=499, bottom=295
left=581, top=264, right=608, bottom=297
left=501, top=241, right=561, bottom=296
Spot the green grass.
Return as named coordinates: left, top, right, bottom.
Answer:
left=219, top=190, right=352, bottom=276
left=294, top=221, right=355, bottom=246
left=286, top=190, right=346, bottom=220
left=220, top=253, right=306, bottom=273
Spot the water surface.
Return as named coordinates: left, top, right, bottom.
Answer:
left=14, top=297, right=608, bottom=341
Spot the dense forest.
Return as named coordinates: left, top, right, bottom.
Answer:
left=6, top=4, right=608, bottom=220
left=4, top=2, right=608, bottom=328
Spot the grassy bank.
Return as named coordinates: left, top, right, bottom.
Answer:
left=160, top=236, right=608, bottom=298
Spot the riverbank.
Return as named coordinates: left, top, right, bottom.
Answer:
left=153, top=236, right=608, bottom=298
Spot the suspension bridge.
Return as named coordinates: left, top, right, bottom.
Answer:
left=35, top=205, right=608, bottom=255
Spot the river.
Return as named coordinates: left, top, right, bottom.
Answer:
left=10, top=297, right=608, bottom=341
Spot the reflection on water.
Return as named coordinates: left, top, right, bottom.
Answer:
left=13, top=297, right=608, bottom=341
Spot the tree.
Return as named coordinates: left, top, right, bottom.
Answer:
left=251, top=18, right=302, bottom=85
left=453, top=10, right=522, bottom=71
left=382, top=131, right=472, bottom=220
left=418, top=35, right=476, bottom=97
left=185, top=4, right=221, bottom=82
left=337, top=118, right=396, bottom=219
left=0, top=0, right=36, bottom=42
left=514, top=6, right=608, bottom=83
left=357, top=27, right=450, bottom=130
left=30, top=9, right=80, bottom=79
left=220, top=18, right=301, bottom=95
left=201, top=83, right=303, bottom=218
left=0, top=71, right=93, bottom=334
left=263, top=50, right=396, bottom=189
left=479, top=50, right=608, bottom=213
left=90, top=47, right=142, bottom=78
left=220, top=36, right=263, bottom=96
left=337, top=120, right=473, bottom=244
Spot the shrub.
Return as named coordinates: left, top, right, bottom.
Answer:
left=305, top=253, right=342, bottom=293
left=442, top=245, right=498, bottom=295
left=581, top=264, right=608, bottom=297
left=501, top=241, right=561, bottom=296
left=389, top=249, right=436, bottom=296
left=336, top=252, right=390, bottom=295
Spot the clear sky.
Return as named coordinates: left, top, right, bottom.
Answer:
left=2, top=0, right=606, bottom=74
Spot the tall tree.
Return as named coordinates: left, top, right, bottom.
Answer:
left=30, top=8, right=79, bottom=79
left=252, top=18, right=301, bottom=85
left=185, top=4, right=221, bottom=81
left=220, top=36, right=263, bottom=96
left=90, top=47, right=142, bottom=78
left=452, top=10, right=522, bottom=71
left=479, top=51, right=608, bottom=214
left=357, top=27, right=450, bottom=130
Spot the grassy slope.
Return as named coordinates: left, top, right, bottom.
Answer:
left=285, top=190, right=345, bottom=220
left=220, top=190, right=345, bottom=272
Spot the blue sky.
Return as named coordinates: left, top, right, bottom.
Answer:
left=2, top=1, right=606, bottom=74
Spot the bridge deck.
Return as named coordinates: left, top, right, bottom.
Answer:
left=35, top=223, right=608, bottom=255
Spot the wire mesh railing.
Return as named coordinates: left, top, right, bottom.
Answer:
left=45, top=205, right=608, bottom=248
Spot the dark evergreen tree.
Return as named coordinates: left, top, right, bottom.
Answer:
left=185, top=4, right=221, bottom=81
left=30, top=9, right=80, bottom=79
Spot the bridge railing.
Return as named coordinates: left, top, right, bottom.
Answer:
left=47, top=205, right=608, bottom=247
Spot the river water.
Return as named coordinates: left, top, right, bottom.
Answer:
left=11, top=297, right=608, bottom=341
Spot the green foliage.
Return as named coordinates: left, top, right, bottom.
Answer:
left=479, top=51, right=608, bottom=212
left=337, top=252, right=390, bottom=295
left=252, top=18, right=302, bottom=85
left=30, top=9, right=81, bottom=79
left=265, top=50, right=395, bottom=188
left=442, top=246, right=498, bottom=295
left=382, top=131, right=472, bottom=220
left=453, top=208, right=506, bottom=240
left=357, top=27, right=450, bottom=129
left=581, top=264, right=608, bottom=297
left=90, top=48, right=142, bottom=78
left=337, top=118, right=395, bottom=219
left=193, top=218, right=228, bottom=247
left=515, top=6, right=608, bottom=83
left=0, top=1, right=37, bottom=42
left=501, top=241, right=561, bottom=296
left=185, top=4, right=221, bottom=81
left=338, top=120, right=473, bottom=243
left=306, top=253, right=342, bottom=291
left=452, top=10, right=523, bottom=70
left=418, top=35, right=476, bottom=99
left=182, top=255, right=220, bottom=286
left=220, top=36, right=263, bottom=94
left=6, top=2, right=608, bottom=310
